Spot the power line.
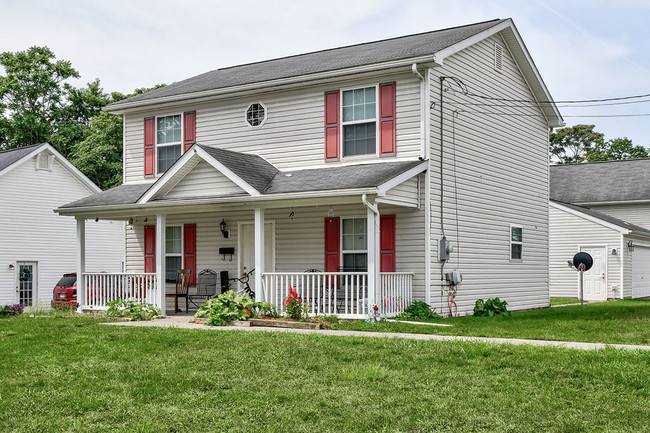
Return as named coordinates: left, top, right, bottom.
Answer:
left=444, top=98, right=650, bottom=109
left=464, top=91, right=650, bottom=104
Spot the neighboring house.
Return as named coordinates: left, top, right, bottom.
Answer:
left=0, top=144, right=124, bottom=308
left=56, top=18, right=562, bottom=317
left=550, top=159, right=650, bottom=300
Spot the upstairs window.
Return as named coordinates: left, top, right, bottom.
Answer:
left=510, top=225, right=523, bottom=260
left=342, top=87, right=376, bottom=156
left=246, top=102, right=267, bottom=127
left=157, top=115, right=182, bottom=173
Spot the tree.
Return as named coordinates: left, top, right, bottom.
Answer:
left=69, top=85, right=166, bottom=190
left=0, top=46, right=79, bottom=149
left=550, top=124, right=604, bottom=164
left=587, top=137, right=649, bottom=162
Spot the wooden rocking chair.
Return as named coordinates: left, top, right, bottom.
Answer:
left=166, top=269, right=191, bottom=314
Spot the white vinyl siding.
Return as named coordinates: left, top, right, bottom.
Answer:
left=549, top=204, right=622, bottom=299
left=587, top=203, right=650, bottom=231
left=383, top=175, right=420, bottom=207
left=0, top=154, right=124, bottom=307
left=428, top=34, right=550, bottom=315
left=163, top=160, right=245, bottom=199
left=122, top=72, right=421, bottom=183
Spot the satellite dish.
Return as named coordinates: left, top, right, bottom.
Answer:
left=572, top=252, right=593, bottom=272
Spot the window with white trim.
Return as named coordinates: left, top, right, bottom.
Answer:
left=246, top=102, right=266, bottom=127
left=342, top=217, right=367, bottom=270
left=165, top=226, right=183, bottom=282
left=157, top=114, right=182, bottom=173
left=342, top=87, right=376, bottom=156
left=510, top=225, right=522, bottom=260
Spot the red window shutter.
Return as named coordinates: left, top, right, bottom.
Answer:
left=379, top=82, right=396, bottom=156
left=183, top=111, right=196, bottom=152
left=144, top=117, right=155, bottom=177
left=324, top=217, right=340, bottom=272
left=144, top=225, right=156, bottom=273
left=184, top=224, right=197, bottom=286
left=380, top=214, right=396, bottom=272
left=324, top=90, right=340, bottom=161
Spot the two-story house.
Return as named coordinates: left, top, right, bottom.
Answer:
left=57, top=18, right=563, bottom=317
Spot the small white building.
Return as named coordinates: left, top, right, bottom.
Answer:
left=550, top=160, right=650, bottom=300
left=0, top=144, right=124, bottom=308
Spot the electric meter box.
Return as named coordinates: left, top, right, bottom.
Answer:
left=438, top=237, right=452, bottom=261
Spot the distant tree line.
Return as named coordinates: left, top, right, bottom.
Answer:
left=0, top=46, right=163, bottom=190
left=550, top=124, right=648, bottom=164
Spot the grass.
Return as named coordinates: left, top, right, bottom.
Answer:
left=329, top=300, right=650, bottom=345
left=0, top=316, right=648, bottom=432
left=550, top=297, right=582, bottom=306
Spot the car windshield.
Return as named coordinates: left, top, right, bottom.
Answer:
left=56, top=276, right=76, bottom=287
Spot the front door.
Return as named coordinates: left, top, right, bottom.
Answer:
left=580, top=246, right=607, bottom=301
left=238, top=222, right=274, bottom=294
left=16, top=261, right=37, bottom=306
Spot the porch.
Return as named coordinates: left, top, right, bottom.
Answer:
left=81, top=270, right=413, bottom=319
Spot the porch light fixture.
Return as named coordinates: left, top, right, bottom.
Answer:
left=8, top=264, right=14, bottom=271
left=220, top=219, right=229, bottom=239
left=628, top=240, right=635, bottom=252
left=612, top=248, right=618, bottom=256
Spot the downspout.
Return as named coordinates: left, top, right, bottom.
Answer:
left=413, top=63, right=432, bottom=304
left=362, top=194, right=380, bottom=309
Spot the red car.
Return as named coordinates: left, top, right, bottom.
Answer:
left=51, top=273, right=77, bottom=308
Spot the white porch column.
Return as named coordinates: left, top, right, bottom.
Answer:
left=156, top=214, right=167, bottom=315
left=76, top=218, right=86, bottom=311
left=254, top=208, right=264, bottom=302
left=366, top=206, right=380, bottom=308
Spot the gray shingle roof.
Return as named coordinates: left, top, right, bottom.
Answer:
left=552, top=200, right=650, bottom=237
left=0, top=144, right=45, bottom=173
left=58, top=183, right=151, bottom=209
left=264, top=160, right=424, bottom=195
left=108, top=19, right=505, bottom=108
left=550, top=159, right=650, bottom=203
left=197, top=144, right=278, bottom=192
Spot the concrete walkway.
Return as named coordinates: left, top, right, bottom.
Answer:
left=101, top=315, right=650, bottom=351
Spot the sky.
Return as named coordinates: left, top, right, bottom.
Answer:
left=1, top=0, right=649, bottom=146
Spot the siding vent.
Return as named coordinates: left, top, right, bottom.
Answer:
left=35, top=153, right=54, bottom=171
left=494, top=43, right=503, bottom=72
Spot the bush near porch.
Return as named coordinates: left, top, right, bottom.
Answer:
left=0, top=316, right=648, bottom=432
left=329, top=300, right=650, bottom=345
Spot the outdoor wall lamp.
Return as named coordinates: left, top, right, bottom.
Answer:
left=628, top=240, right=635, bottom=252
left=8, top=264, right=14, bottom=271
left=220, top=219, right=229, bottom=238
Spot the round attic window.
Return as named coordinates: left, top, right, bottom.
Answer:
left=246, top=102, right=267, bottom=127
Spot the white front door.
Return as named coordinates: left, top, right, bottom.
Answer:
left=580, top=246, right=607, bottom=301
left=239, top=222, right=274, bottom=294
left=16, top=261, right=38, bottom=307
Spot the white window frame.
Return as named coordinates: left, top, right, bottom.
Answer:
left=244, top=102, right=267, bottom=128
left=510, top=224, right=523, bottom=261
left=340, top=216, right=368, bottom=270
left=155, top=113, right=183, bottom=175
left=165, top=225, right=184, bottom=281
left=340, top=84, right=379, bottom=159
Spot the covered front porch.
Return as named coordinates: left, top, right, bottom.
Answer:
left=59, top=143, right=427, bottom=319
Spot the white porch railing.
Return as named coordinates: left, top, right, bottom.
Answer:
left=262, top=271, right=413, bottom=319
left=83, top=273, right=158, bottom=310
left=380, top=272, right=414, bottom=317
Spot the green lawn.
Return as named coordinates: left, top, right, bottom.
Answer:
left=550, top=297, right=583, bottom=306
left=330, top=300, right=650, bottom=345
left=0, top=316, right=648, bottom=432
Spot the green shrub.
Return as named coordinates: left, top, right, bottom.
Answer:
left=106, top=298, right=161, bottom=321
left=251, top=301, right=279, bottom=318
left=398, top=301, right=439, bottom=321
left=0, top=304, right=25, bottom=317
left=195, top=290, right=255, bottom=326
left=473, top=298, right=510, bottom=317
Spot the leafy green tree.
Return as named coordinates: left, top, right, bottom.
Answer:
left=587, top=137, right=649, bottom=162
left=0, top=46, right=79, bottom=149
left=550, top=124, right=604, bottom=164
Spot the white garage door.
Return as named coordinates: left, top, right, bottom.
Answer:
left=632, top=245, right=650, bottom=298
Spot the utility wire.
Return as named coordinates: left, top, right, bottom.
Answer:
left=464, top=91, right=650, bottom=104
